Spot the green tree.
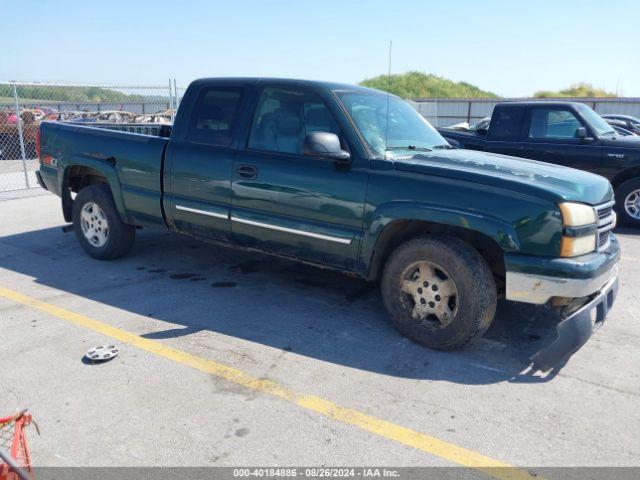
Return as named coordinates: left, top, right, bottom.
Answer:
left=0, top=85, right=147, bottom=103
left=534, top=83, right=616, bottom=98
left=359, top=71, right=497, bottom=99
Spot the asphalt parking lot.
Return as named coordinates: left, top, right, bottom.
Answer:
left=1, top=193, right=639, bottom=476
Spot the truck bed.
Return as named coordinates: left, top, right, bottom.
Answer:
left=39, top=121, right=170, bottom=227
left=437, top=127, right=486, bottom=149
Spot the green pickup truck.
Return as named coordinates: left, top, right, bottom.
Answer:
left=36, top=78, right=620, bottom=370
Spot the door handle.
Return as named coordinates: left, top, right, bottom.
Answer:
left=236, top=165, right=257, bottom=180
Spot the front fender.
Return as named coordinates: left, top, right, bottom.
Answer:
left=359, top=201, right=520, bottom=278
left=59, top=156, right=129, bottom=223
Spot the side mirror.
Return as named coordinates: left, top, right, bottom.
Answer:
left=303, top=132, right=350, bottom=164
left=476, top=127, right=488, bottom=136
left=575, top=126, right=593, bottom=142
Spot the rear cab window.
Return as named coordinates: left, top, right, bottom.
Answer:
left=187, top=86, right=244, bottom=146
left=488, top=106, right=525, bottom=140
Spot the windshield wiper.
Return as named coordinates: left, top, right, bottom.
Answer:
left=385, top=145, right=432, bottom=152
left=433, top=144, right=456, bottom=150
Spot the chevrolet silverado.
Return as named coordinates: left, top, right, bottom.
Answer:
left=36, top=78, right=620, bottom=370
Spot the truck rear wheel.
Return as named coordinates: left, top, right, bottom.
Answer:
left=72, top=185, right=135, bottom=260
left=381, top=236, right=497, bottom=350
left=615, top=177, right=640, bottom=227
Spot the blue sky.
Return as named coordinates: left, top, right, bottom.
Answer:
left=3, top=0, right=639, bottom=96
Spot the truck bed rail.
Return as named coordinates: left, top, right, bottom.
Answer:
left=66, top=122, right=172, bottom=138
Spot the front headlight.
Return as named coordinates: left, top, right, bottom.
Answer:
left=559, top=202, right=596, bottom=226
left=559, top=203, right=597, bottom=257
left=560, top=234, right=596, bottom=257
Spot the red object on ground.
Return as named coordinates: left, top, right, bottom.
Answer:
left=0, top=412, right=34, bottom=480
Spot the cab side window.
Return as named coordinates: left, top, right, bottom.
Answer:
left=188, top=87, right=244, bottom=146
left=529, top=109, right=582, bottom=140
left=248, top=87, right=340, bottom=155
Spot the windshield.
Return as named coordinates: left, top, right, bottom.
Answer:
left=575, top=104, right=615, bottom=136
left=335, top=91, right=449, bottom=158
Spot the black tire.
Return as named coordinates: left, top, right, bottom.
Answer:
left=72, top=184, right=135, bottom=260
left=615, top=178, right=640, bottom=228
left=381, top=236, right=497, bottom=350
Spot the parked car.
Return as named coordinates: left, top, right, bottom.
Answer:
left=601, top=114, right=640, bottom=135
left=446, top=117, right=491, bottom=132
left=438, top=101, right=640, bottom=227
left=0, top=109, right=40, bottom=159
left=92, top=111, right=137, bottom=123
left=606, top=119, right=637, bottom=137
left=36, top=78, right=620, bottom=370
left=134, top=110, right=173, bottom=124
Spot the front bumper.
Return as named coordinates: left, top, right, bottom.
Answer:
left=504, top=237, right=620, bottom=371
left=505, top=235, right=620, bottom=305
left=530, top=274, right=618, bottom=371
left=506, top=263, right=619, bottom=304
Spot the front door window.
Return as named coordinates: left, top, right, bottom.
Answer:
left=529, top=109, right=582, bottom=139
left=247, top=87, right=341, bottom=155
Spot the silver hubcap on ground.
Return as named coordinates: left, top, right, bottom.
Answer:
left=400, top=260, right=459, bottom=327
left=80, top=202, right=109, bottom=247
left=624, top=189, right=640, bottom=220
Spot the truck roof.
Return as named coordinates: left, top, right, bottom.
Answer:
left=189, top=77, right=389, bottom=95
left=495, top=100, right=588, bottom=108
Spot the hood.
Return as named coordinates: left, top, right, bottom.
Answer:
left=393, top=149, right=613, bottom=205
left=600, top=134, right=640, bottom=147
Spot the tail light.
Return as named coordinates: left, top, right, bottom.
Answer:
left=36, top=128, right=41, bottom=161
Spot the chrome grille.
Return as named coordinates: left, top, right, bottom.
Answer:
left=597, top=205, right=613, bottom=221
left=598, top=230, right=610, bottom=249
left=595, top=201, right=616, bottom=252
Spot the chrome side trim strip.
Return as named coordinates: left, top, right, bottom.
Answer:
left=230, top=216, right=352, bottom=245
left=175, top=205, right=229, bottom=220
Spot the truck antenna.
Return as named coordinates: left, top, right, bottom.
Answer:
left=384, top=40, right=392, bottom=159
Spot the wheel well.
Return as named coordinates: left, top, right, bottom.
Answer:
left=65, top=166, right=108, bottom=193
left=62, top=166, right=109, bottom=222
left=611, top=167, right=640, bottom=190
left=368, top=220, right=506, bottom=290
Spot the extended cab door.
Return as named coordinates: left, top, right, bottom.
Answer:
left=523, top=106, right=602, bottom=172
left=164, top=83, right=249, bottom=241
left=230, top=84, right=368, bottom=271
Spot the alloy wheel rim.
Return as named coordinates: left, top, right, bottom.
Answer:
left=400, top=260, right=459, bottom=328
left=624, top=189, right=640, bottom=220
left=80, top=202, right=109, bottom=247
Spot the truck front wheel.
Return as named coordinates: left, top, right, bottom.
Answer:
left=381, top=236, right=497, bottom=350
left=615, top=177, right=640, bottom=227
left=72, top=185, right=135, bottom=260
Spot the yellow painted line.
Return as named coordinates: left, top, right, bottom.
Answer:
left=0, top=286, right=537, bottom=480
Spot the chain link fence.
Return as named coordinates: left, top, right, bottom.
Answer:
left=4, top=80, right=640, bottom=194
left=0, top=80, right=182, bottom=192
